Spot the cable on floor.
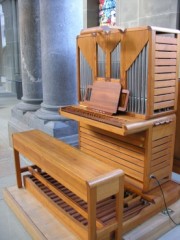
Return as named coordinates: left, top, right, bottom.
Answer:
left=150, top=175, right=180, bottom=226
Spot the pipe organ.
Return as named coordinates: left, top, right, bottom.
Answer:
left=60, top=25, right=180, bottom=237
left=77, top=26, right=180, bottom=119
left=61, top=24, right=180, bottom=185
left=11, top=26, right=180, bottom=240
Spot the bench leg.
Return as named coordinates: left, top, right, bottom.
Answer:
left=14, top=149, right=22, bottom=188
left=114, top=181, right=124, bottom=240
left=87, top=185, right=97, bottom=240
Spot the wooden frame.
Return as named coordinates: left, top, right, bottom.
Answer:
left=174, top=78, right=180, bottom=173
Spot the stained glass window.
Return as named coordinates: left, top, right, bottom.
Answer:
left=99, top=0, right=116, bottom=26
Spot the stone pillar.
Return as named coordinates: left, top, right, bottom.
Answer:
left=17, top=0, right=42, bottom=111
left=35, top=0, right=83, bottom=145
left=0, top=14, right=2, bottom=86
left=36, top=0, right=83, bottom=121
left=9, top=0, right=83, bottom=146
left=8, top=0, right=42, bottom=144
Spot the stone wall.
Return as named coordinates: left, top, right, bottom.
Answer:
left=117, top=0, right=180, bottom=29
left=83, top=0, right=180, bottom=30
left=83, top=0, right=99, bottom=28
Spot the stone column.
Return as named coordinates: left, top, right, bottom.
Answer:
left=36, top=0, right=83, bottom=121
left=17, top=0, right=42, bottom=111
left=8, top=0, right=42, bottom=145
left=0, top=14, right=2, bottom=86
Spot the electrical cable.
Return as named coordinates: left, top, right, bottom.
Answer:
left=150, top=175, right=180, bottom=226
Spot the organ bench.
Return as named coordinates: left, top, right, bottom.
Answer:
left=12, top=129, right=124, bottom=240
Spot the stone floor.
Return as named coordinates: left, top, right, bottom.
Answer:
left=0, top=94, right=180, bottom=240
left=0, top=95, right=31, bottom=240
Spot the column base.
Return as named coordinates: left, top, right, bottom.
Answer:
left=8, top=105, right=78, bottom=147
left=35, top=108, right=64, bottom=121
left=17, top=102, right=41, bottom=112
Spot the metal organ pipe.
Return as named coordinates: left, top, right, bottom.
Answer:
left=80, top=52, right=93, bottom=100
left=127, top=44, right=148, bottom=115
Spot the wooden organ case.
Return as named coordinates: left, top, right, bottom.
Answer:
left=60, top=26, right=180, bottom=236
left=122, top=26, right=180, bottom=119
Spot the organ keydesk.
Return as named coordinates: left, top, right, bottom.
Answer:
left=60, top=25, right=180, bottom=235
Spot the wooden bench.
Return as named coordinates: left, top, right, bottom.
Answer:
left=12, top=130, right=124, bottom=240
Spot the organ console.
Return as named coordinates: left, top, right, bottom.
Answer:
left=60, top=25, right=180, bottom=235
left=60, top=26, right=180, bottom=192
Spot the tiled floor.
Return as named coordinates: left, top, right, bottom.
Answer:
left=0, top=95, right=179, bottom=240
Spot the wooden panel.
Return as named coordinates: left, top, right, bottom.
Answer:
left=155, top=36, right=177, bottom=45
left=151, top=165, right=171, bottom=180
left=151, top=154, right=171, bottom=167
left=80, top=123, right=146, bottom=149
left=79, top=124, right=145, bottom=183
left=152, top=148, right=171, bottom=161
left=174, top=79, right=180, bottom=163
left=80, top=132, right=144, bottom=162
left=80, top=140, right=144, bottom=173
left=96, top=30, right=122, bottom=53
left=152, top=136, right=171, bottom=148
left=155, top=58, right=177, bottom=66
left=81, top=146, right=144, bottom=182
left=154, top=66, right=176, bottom=73
left=155, top=51, right=177, bottom=59
left=154, top=86, right=175, bottom=95
left=122, top=29, right=149, bottom=71
left=155, top=43, right=177, bottom=51
left=151, top=162, right=170, bottom=173
left=154, top=93, right=175, bottom=103
left=152, top=142, right=171, bottom=154
left=154, top=100, right=175, bottom=110
left=155, top=73, right=176, bottom=80
left=154, top=80, right=175, bottom=88
left=146, top=29, right=155, bottom=118
left=149, top=122, right=175, bottom=184
left=152, top=123, right=175, bottom=141
left=80, top=136, right=144, bottom=168
left=80, top=127, right=144, bottom=156
left=78, top=36, right=95, bottom=70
